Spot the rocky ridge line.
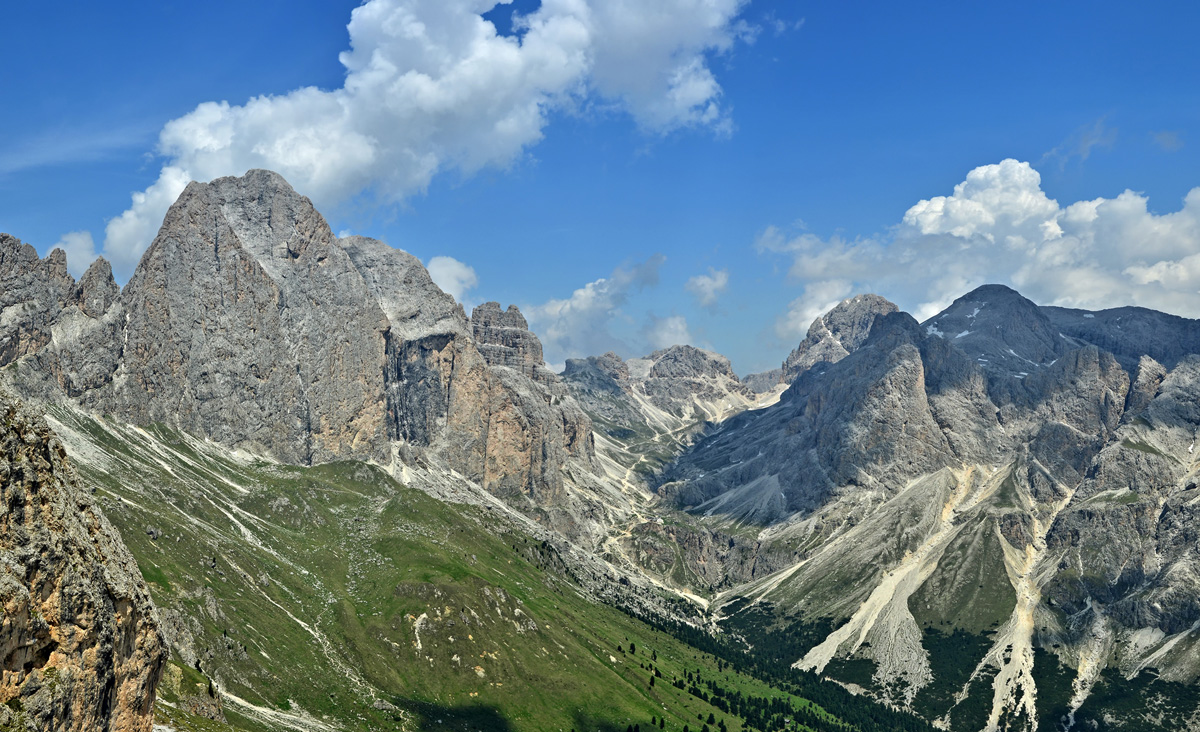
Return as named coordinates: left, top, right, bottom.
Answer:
left=1, top=171, right=602, bottom=544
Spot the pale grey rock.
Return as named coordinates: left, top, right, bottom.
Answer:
left=339, top=234, right=467, bottom=342
left=338, top=241, right=596, bottom=522
left=73, top=258, right=119, bottom=319
left=639, top=346, right=755, bottom=417
left=1045, top=356, right=1200, bottom=635
left=741, top=368, right=783, bottom=393
left=471, top=302, right=553, bottom=383
left=99, top=170, right=391, bottom=464
left=1125, top=355, right=1168, bottom=420
left=0, top=235, right=76, bottom=367
left=781, top=293, right=898, bottom=383
left=561, top=352, right=648, bottom=441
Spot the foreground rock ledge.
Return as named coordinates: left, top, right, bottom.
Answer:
left=0, top=390, right=165, bottom=732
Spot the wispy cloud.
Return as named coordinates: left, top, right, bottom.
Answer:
left=1152, top=130, right=1184, bottom=152
left=0, top=123, right=155, bottom=177
left=765, top=13, right=805, bottom=36
left=1040, top=116, right=1117, bottom=170
left=524, top=255, right=666, bottom=366
left=685, top=266, right=730, bottom=309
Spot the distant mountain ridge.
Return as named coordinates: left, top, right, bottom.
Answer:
left=656, top=286, right=1200, bottom=730
left=0, top=170, right=609, bottom=544
left=4, top=170, right=1200, bottom=731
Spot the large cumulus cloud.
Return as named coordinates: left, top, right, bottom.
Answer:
left=764, top=159, right=1200, bottom=340
left=92, top=0, right=750, bottom=278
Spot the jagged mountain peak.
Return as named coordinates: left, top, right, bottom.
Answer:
left=472, top=300, right=529, bottom=324
left=922, top=282, right=1068, bottom=377
left=2, top=169, right=608, bottom=545
left=1, top=234, right=113, bottom=368
left=150, top=169, right=337, bottom=283
left=75, top=256, right=119, bottom=318
left=471, top=301, right=553, bottom=382
left=781, top=292, right=899, bottom=383
left=562, top=351, right=629, bottom=383
left=645, top=344, right=737, bottom=380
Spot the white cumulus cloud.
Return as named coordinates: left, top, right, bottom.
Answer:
left=426, top=255, right=478, bottom=301
left=95, top=0, right=750, bottom=279
left=762, top=158, right=1200, bottom=338
left=524, top=254, right=665, bottom=365
left=642, top=313, right=693, bottom=350
left=685, top=266, right=729, bottom=308
left=51, top=231, right=99, bottom=279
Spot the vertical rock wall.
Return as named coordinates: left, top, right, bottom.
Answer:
left=0, top=390, right=165, bottom=732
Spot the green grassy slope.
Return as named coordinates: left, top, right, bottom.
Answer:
left=45, top=407, right=910, bottom=732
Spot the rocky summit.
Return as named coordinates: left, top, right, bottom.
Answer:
left=2, top=171, right=1200, bottom=732
left=655, top=286, right=1200, bottom=730
left=2, top=171, right=601, bottom=541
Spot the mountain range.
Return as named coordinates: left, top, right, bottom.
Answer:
left=2, top=170, right=1198, bottom=732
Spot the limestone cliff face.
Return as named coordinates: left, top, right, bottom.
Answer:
left=0, top=390, right=165, bottom=732
left=563, top=346, right=759, bottom=442
left=109, top=171, right=392, bottom=465
left=0, top=237, right=103, bottom=368
left=471, top=302, right=549, bottom=383
left=2, top=170, right=598, bottom=532
left=781, top=294, right=899, bottom=383
left=468, top=302, right=594, bottom=505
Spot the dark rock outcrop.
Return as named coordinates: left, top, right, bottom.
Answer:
left=0, top=390, right=166, bottom=731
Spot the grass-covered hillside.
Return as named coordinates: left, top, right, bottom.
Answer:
left=43, top=406, right=925, bottom=732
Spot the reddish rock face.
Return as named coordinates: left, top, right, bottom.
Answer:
left=0, top=390, right=166, bottom=732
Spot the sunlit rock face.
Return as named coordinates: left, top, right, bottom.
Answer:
left=0, top=389, right=166, bottom=732
left=1, top=170, right=600, bottom=542
left=655, top=285, right=1200, bottom=728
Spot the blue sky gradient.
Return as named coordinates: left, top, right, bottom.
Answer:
left=3, top=1, right=1198, bottom=373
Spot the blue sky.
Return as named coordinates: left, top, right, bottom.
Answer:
left=3, top=1, right=1199, bottom=374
